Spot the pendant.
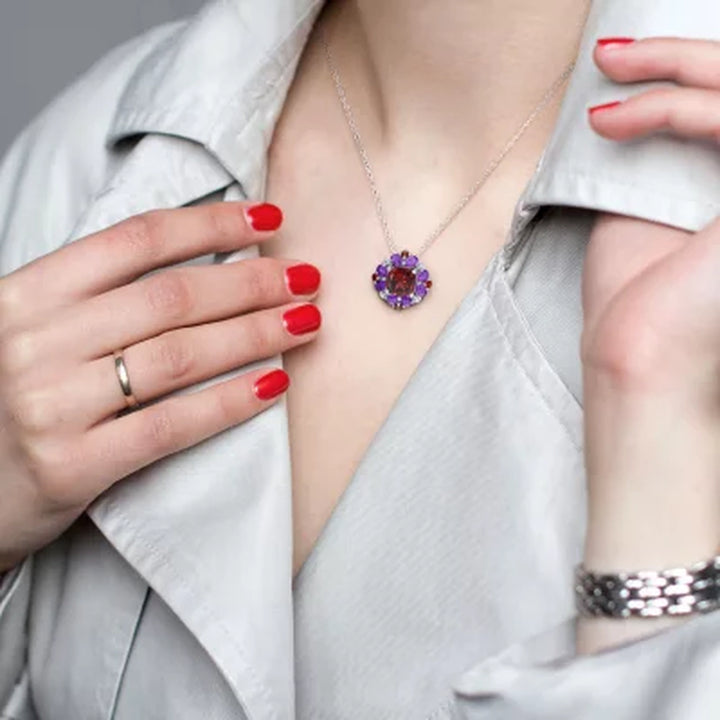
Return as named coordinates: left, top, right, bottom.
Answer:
left=372, top=250, right=433, bottom=310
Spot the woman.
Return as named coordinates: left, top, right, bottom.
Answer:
left=2, top=0, right=720, bottom=717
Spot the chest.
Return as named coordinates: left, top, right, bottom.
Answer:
left=260, top=89, right=550, bottom=579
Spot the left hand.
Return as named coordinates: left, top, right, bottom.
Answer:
left=583, top=37, right=720, bottom=397
left=577, top=37, right=720, bottom=653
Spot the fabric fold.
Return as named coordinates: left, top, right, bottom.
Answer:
left=451, top=610, right=720, bottom=719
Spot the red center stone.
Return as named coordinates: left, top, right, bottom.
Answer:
left=386, top=267, right=415, bottom=296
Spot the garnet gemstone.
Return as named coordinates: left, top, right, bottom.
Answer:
left=386, top=267, right=416, bottom=296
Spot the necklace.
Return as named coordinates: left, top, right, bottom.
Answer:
left=322, top=33, right=577, bottom=311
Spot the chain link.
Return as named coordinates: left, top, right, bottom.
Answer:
left=575, top=554, right=720, bottom=618
left=322, top=32, right=577, bottom=257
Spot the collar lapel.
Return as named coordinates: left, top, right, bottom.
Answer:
left=68, top=1, right=324, bottom=717
left=76, top=132, right=295, bottom=720
left=107, top=0, right=324, bottom=199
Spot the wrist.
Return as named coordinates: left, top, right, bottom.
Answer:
left=582, top=367, right=720, bottom=571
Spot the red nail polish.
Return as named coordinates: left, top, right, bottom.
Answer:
left=245, top=203, right=283, bottom=232
left=588, top=101, right=623, bottom=115
left=253, top=369, right=290, bottom=400
left=286, top=264, right=321, bottom=296
left=283, top=304, right=322, bottom=335
left=597, top=37, right=635, bottom=48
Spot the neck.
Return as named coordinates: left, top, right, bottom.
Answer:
left=323, top=0, right=590, bottom=149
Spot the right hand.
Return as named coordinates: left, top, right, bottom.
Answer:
left=0, top=201, right=321, bottom=571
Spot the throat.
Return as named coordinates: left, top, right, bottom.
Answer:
left=325, top=0, right=591, bottom=153
left=259, top=4, right=576, bottom=580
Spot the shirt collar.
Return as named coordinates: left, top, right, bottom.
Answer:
left=108, top=0, right=595, bottom=204
left=108, top=0, right=720, bottom=235
left=108, top=0, right=324, bottom=199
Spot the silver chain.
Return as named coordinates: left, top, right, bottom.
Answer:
left=321, top=32, right=577, bottom=257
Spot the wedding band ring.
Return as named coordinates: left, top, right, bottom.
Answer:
left=113, top=349, right=139, bottom=410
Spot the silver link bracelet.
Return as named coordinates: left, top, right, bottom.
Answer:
left=575, top=553, right=720, bottom=618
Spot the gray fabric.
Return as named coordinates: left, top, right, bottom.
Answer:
left=0, top=0, right=720, bottom=718
left=508, top=207, right=594, bottom=405
left=452, top=607, right=720, bottom=719
left=292, top=208, right=588, bottom=719
left=0, top=562, right=31, bottom=719
left=0, top=1, right=201, bottom=156
left=112, top=590, right=240, bottom=720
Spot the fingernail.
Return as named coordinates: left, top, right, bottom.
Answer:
left=286, top=263, right=321, bottom=296
left=596, top=37, right=635, bottom=49
left=283, top=304, right=322, bottom=335
left=588, top=101, right=623, bottom=115
left=253, top=369, right=290, bottom=400
left=245, top=203, right=283, bottom=232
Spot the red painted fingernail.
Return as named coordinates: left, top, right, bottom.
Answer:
left=283, top=304, right=322, bottom=335
left=253, top=369, right=290, bottom=400
left=245, top=203, right=283, bottom=232
left=286, top=264, right=321, bottom=296
left=588, top=101, right=623, bottom=115
left=597, top=37, right=635, bottom=48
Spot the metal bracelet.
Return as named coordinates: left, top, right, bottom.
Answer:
left=574, top=554, right=720, bottom=618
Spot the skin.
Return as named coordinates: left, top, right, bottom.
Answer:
left=580, top=37, right=720, bottom=653
left=264, top=0, right=592, bottom=579
left=0, top=204, right=322, bottom=568
left=1, top=2, right=719, bottom=662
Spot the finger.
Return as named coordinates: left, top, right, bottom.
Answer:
left=594, top=37, right=720, bottom=91
left=29, top=258, right=321, bottom=364
left=51, top=302, right=321, bottom=429
left=1, top=201, right=284, bottom=328
left=56, top=366, right=291, bottom=504
left=588, top=87, right=720, bottom=143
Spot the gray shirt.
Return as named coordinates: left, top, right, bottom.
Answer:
left=2, top=1, right=720, bottom=718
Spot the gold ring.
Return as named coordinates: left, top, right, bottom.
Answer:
left=112, top=349, right=139, bottom=410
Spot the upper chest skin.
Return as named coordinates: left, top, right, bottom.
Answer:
left=260, top=35, right=566, bottom=578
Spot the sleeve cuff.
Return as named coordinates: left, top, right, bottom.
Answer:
left=0, top=565, right=23, bottom=605
left=451, top=610, right=720, bottom=719
left=0, top=557, right=32, bottom=716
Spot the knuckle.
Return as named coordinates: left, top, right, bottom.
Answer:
left=23, top=439, right=78, bottom=506
left=647, top=87, right=674, bottom=107
left=666, top=104, right=684, bottom=132
left=674, top=56, right=694, bottom=85
left=241, top=261, right=274, bottom=304
left=207, top=203, right=242, bottom=245
left=142, top=270, right=194, bottom=322
left=213, top=381, right=244, bottom=426
left=116, top=210, right=168, bottom=263
left=0, top=279, right=24, bottom=331
left=243, top=316, right=274, bottom=357
left=581, top=320, right=663, bottom=389
left=142, top=405, right=180, bottom=453
left=0, top=330, right=38, bottom=377
left=8, top=387, right=56, bottom=435
left=151, top=332, right=196, bottom=382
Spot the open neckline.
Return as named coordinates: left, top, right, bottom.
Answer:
left=290, top=242, right=510, bottom=591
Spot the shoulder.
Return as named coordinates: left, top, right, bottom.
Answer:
left=0, top=18, right=188, bottom=275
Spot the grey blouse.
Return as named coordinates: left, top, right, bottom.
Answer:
left=2, top=1, right=720, bottom=718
